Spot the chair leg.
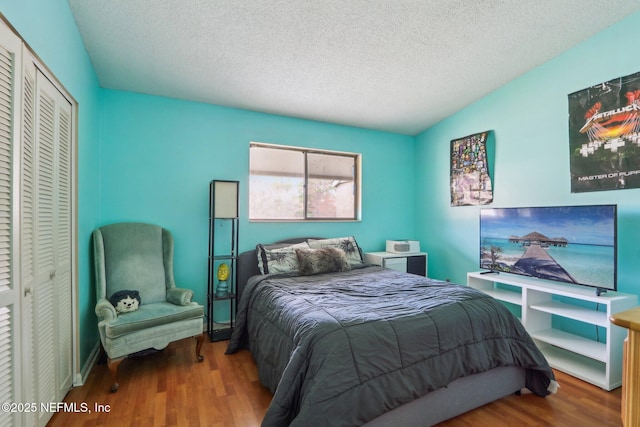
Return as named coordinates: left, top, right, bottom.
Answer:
left=107, top=356, right=125, bottom=392
left=96, top=344, right=107, bottom=365
left=195, top=333, right=205, bottom=362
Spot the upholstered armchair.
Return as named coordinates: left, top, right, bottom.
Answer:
left=93, top=222, right=205, bottom=392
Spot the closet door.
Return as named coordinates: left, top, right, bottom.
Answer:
left=46, top=68, right=74, bottom=403
left=0, top=17, right=76, bottom=427
left=27, top=67, right=73, bottom=427
left=0, top=22, right=22, bottom=427
left=20, top=54, right=37, bottom=427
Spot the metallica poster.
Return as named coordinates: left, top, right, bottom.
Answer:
left=569, top=71, right=640, bottom=192
left=450, top=131, right=492, bottom=206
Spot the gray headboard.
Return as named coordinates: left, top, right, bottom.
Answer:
left=236, top=237, right=324, bottom=303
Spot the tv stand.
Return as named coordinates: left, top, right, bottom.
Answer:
left=467, top=271, right=637, bottom=390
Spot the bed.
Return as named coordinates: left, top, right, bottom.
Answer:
left=226, top=237, right=556, bottom=426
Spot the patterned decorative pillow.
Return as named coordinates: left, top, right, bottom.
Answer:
left=256, top=241, right=310, bottom=274
left=307, top=236, right=363, bottom=266
left=108, top=290, right=141, bottom=313
left=295, top=247, right=351, bottom=276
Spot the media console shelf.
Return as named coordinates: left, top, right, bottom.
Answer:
left=467, top=271, right=637, bottom=391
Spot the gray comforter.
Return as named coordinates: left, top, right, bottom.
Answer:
left=226, top=266, right=554, bottom=426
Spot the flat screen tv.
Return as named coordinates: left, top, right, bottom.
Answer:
left=480, top=204, right=617, bottom=295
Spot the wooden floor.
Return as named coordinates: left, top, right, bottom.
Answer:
left=48, top=338, right=623, bottom=427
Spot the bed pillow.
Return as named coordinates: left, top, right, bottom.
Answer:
left=295, top=247, right=351, bottom=276
left=307, top=236, right=364, bottom=266
left=256, top=241, right=310, bottom=274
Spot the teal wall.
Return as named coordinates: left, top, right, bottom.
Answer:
left=0, top=2, right=102, bottom=370
left=99, top=90, right=417, bottom=306
left=416, top=11, right=640, bottom=297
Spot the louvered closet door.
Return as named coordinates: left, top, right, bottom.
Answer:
left=20, top=55, right=37, bottom=427
left=0, top=17, right=75, bottom=427
left=27, top=68, right=73, bottom=427
left=0, top=21, right=23, bottom=427
left=52, top=71, right=73, bottom=404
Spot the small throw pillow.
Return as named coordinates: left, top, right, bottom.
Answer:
left=296, top=247, right=351, bottom=276
left=307, top=236, right=364, bottom=266
left=109, top=290, right=141, bottom=313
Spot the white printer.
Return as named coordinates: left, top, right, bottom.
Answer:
left=385, top=240, right=420, bottom=254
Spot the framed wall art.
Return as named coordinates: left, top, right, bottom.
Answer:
left=450, top=130, right=493, bottom=206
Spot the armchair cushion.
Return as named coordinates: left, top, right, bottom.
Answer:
left=104, top=302, right=204, bottom=339
left=97, top=223, right=169, bottom=304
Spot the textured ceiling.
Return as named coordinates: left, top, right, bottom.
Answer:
left=68, top=1, right=640, bottom=135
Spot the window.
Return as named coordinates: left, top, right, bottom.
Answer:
left=250, top=142, right=360, bottom=221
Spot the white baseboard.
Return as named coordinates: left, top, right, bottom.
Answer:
left=73, top=342, right=101, bottom=387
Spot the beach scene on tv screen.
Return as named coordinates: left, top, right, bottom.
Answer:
left=480, top=206, right=616, bottom=289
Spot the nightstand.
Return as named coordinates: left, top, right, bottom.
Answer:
left=364, top=252, right=427, bottom=277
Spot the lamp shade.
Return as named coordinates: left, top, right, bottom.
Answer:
left=211, top=180, right=239, bottom=218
